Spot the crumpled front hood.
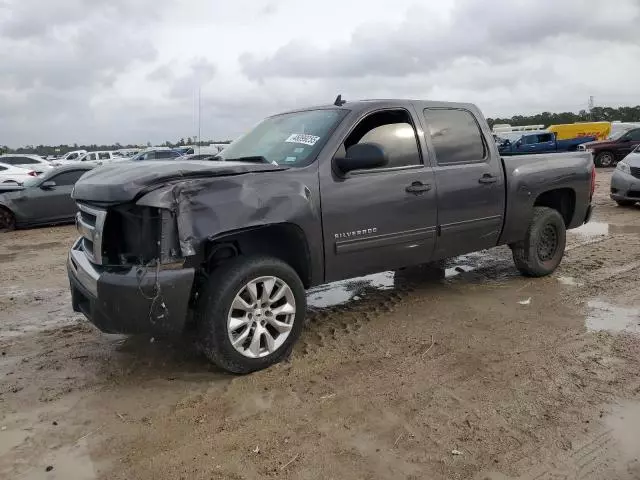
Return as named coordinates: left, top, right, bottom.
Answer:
left=72, top=160, right=288, bottom=204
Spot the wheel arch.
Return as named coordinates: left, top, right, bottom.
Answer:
left=534, top=188, right=576, bottom=227
left=203, top=222, right=313, bottom=288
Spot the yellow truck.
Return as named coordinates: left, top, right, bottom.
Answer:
left=547, top=122, right=610, bottom=141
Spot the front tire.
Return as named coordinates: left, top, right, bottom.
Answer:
left=196, top=256, right=306, bottom=374
left=616, top=200, right=636, bottom=207
left=512, top=207, right=566, bottom=277
left=0, top=207, right=16, bottom=232
left=594, top=151, right=614, bottom=168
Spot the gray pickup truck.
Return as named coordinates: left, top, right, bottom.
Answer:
left=68, top=99, right=595, bottom=373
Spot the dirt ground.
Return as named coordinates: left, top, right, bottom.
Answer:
left=1, top=169, right=640, bottom=480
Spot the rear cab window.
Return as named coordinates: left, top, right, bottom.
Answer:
left=423, top=108, right=487, bottom=165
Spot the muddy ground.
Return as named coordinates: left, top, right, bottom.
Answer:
left=1, top=169, right=640, bottom=480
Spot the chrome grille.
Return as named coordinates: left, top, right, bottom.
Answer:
left=76, top=203, right=107, bottom=264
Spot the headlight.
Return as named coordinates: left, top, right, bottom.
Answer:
left=617, top=162, right=631, bottom=174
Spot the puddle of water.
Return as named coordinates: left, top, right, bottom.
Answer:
left=307, top=271, right=395, bottom=308
left=445, top=264, right=476, bottom=278
left=586, top=300, right=640, bottom=334
left=610, top=224, right=640, bottom=235
left=572, top=221, right=609, bottom=238
left=571, top=221, right=640, bottom=239
left=306, top=251, right=505, bottom=309
left=557, top=276, right=583, bottom=286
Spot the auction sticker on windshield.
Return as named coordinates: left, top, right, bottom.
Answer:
left=285, top=134, right=320, bottom=146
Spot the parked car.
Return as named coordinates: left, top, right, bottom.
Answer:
left=50, top=150, right=88, bottom=165
left=0, top=154, right=52, bottom=175
left=498, top=132, right=595, bottom=155
left=129, top=148, right=184, bottom=161
left=0, top=164, right=94, bottom=231
left=610, top=145, right=640, bottom=207
left=67, top=98, right=595, bottom=374
left=579, top=127, right=640, bottom=167
left=0, top=162, right=37, bottom=185
left=182, top=153, right=220, bottom=161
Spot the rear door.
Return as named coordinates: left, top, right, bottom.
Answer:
left=423, top=107, right=505, bottom=259
left=320, top=107, right=438, bottom=282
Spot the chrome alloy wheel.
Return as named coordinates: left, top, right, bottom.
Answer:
left=227, top=276, right=296, bottom=358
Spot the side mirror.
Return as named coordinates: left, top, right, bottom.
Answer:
left=620, top=136, right=631, bottom=142
left=515, top=140, right=523, bottom=147
left=41, top=180, right=56, bottom=190
left=334, top=142, right=388, bottom=173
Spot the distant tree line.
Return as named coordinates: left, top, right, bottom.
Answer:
left=0, top=138, right=233, bottom=156
left=3, top=105, right=640, bottom=155
left=487, top=105, right=640, bottom=128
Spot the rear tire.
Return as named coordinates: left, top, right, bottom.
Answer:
left=0, top=207, right=16, bottom=232
left=195, top=255, right=306, bottom=374
left=615, top=200, right=636, bottom=207
left=594, top=151, right=614, bottom=168
left=512, top=207, right=566, bottom=277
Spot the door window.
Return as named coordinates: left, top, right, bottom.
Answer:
left=628, top=129, right=640, bottom=141
left=524, top=135, right=538, bottom=145
left=50, top=170, right=87, bottom=186
left=98, top=152, right=111, bottom=160
left=155, top=150, right=182, bottom=159
left=343, top=110, right=422, bottom=169
left=1, top=157, right=19, bottom=165
left=15, top=157, right=40, bottom=165
left=423, top=109, right=486, bottom=164
left=538, top=133, right=553, bottom=142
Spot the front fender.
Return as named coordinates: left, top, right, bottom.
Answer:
left=137, top=170, right=324, bottom=282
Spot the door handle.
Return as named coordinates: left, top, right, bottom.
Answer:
left=405, top=181, right=431, bottom=194
left=478, top=174, right=497, bottom=184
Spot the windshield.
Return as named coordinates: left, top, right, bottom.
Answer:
left=608, top=130, right=629, bottom=140
left=217, top=109, right=348, bottom=167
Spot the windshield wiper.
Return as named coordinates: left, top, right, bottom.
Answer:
left=224, top=156, right=270, bottom=164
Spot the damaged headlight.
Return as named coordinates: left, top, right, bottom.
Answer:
left=102, top=205, right=182, bottom=266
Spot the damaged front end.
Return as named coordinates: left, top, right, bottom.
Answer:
left=68, top=199, right=195, bottom=335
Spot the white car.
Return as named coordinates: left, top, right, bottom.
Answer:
left=0, top=162, right=37, bottom=184
left=50, top=150, right=88, bottom=166
left=55, top=151, right=122, bottom=167
left=0, top=154, right=52, bottom=175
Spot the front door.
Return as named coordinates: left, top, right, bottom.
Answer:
left=422, top=107, right=505, bottom=259
left=320, top=108, right=438, bottom=282
left=19, top=170, right=86, bottom=223
left=616, top=128, right=640, bottom=161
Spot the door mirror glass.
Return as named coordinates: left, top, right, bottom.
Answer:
left=41, top=180, right=56, bottom=190
left=335, top=143, right=388, bottom=173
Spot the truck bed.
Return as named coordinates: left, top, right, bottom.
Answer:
left=499, top=152, right=593, bottom=245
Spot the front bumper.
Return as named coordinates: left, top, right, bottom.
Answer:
left=610, top=169, right=640, bottom=203
left=67, top=238, right=195, bottom=335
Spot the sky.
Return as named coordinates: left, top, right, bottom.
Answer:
left=1, top=0, right=639, bottom=147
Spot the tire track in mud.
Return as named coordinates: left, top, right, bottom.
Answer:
left=296, top=255, right=516, bottom=358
